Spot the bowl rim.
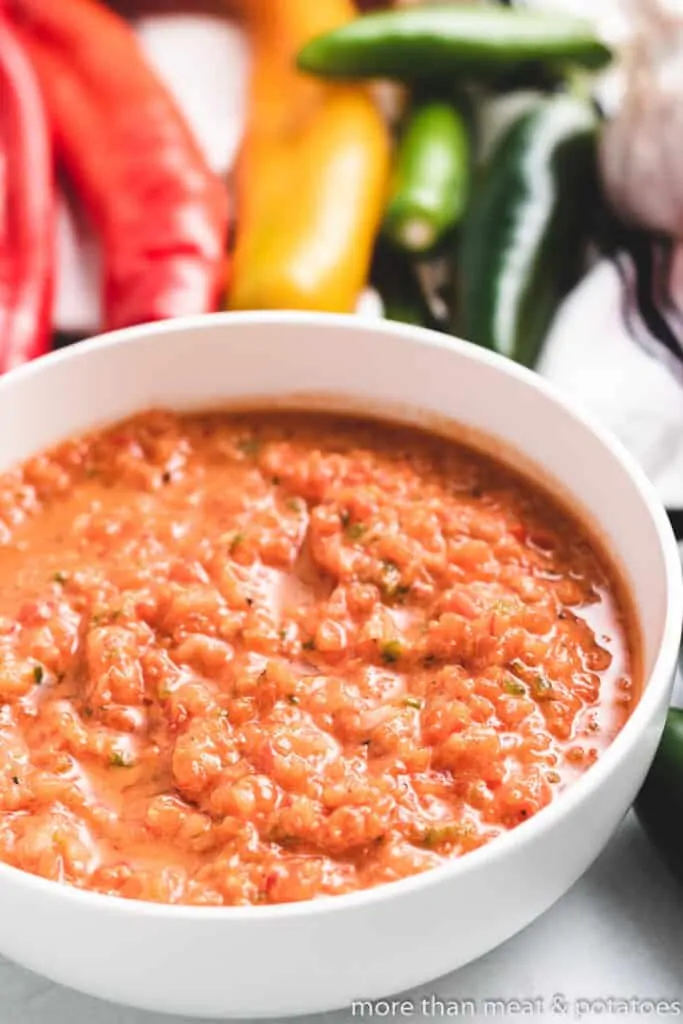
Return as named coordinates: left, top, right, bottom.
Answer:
left=0, top=309, right=680, bottom=921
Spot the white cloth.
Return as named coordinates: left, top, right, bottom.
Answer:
left=538, top=261, right=683, bottom=510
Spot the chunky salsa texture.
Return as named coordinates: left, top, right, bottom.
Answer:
left=0, top=410, right=635, bottom=905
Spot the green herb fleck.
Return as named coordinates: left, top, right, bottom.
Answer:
left=503, top=676, right=526, bottom=697
left=346, top=522, right=366, bottom=541
left=421, top=827, right=441, bottom=848
left=508, top=659, right=553, bottom=701
left=380, top=639, right=403, bottom=664
left=90, top=609, right=122, bottom=628
left=82, top=707, right=93, bottom=718
left=267, top=826, right=296, bottom=846
left=279, top=628, right=287, bottom=640
left=508, top=659, right=526, bottom=674
left=286, top=498, right=304, bottom=513
left=403, top=696, right=423, bottom=710
left=110, top=751, right=133, bottom=768
left=380, top=560, right=405, bottom=599
left=33, top=665, right=44, bottom=685
left=530, top=675, right=553, bottom=700
left=52, top=571, right=68, bottom=584
left=340, top=510, right=351, bottom=528
left=421, top=823, right=467, bottom=848
left=237, top=437, right=260, bottom=457
left=11, top=776, right=19, bottom=785
left=422, top=653, right=438, bottom=667
left=230, top=532, right=245, bottom=554
left=302, top=638, right=316, bottom=651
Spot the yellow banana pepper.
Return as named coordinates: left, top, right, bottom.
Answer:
left=227, top=0, right=391, bottom=313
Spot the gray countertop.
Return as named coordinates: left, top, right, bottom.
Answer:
left=1, top=811, right=681, bottom=1024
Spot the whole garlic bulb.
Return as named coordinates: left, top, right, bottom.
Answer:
left=600, top=0, right=683, bottom=238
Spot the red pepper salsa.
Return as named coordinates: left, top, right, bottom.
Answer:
left=0, top=410, right=636, bottom=905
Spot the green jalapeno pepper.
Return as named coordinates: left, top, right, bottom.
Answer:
left=383, top=94, right=472, bottom=255
left=297, top=6, right=611, bottom=83
left=455, top=92, right=598, bottom=368
left=635, top=707, right=683, bottom=885
left=370, top=239, right=440, bottom=330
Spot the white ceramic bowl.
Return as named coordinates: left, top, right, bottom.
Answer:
left=0, top=312, right=680, bottom=1019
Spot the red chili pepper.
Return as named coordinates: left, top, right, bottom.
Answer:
left=0, top=13, right=53, bottom=371
left=12, top=0, right=229, bottom=331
